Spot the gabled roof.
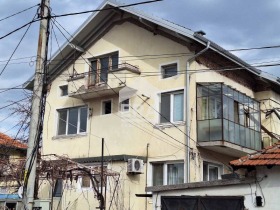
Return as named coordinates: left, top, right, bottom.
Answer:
left=24, top=0, right=280, bottom=90
left=230, top=142, right=280, bottom=168
left=0, top=132, right=27, bottom=150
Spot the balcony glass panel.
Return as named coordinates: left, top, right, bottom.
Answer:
left=234, top=124, right=240, bottom=145
left=197, top=83, right=261, bottom=151
left=229, top=121, right=234, bottom=143
left=197, top=120, right=210, bottom=141
left=210, top=119, right=222, bottom=140
left=197, top=85, right=208, bottom=97
left=240, top=126, right=246, bottom=147
left=197, top=97, right=208, bottom=120
left=223, top=119, right=229, bottom=141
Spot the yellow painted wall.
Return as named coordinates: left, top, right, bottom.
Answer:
left=41, top=21, right=268, bottom=209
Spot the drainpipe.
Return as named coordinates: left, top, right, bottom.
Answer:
left=185, top=41, right=210, bottom=183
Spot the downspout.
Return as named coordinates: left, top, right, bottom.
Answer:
left=185, top=41, right=210, bottom=183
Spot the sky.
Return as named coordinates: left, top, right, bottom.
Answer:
left=0, top=0, right=280, bottom=138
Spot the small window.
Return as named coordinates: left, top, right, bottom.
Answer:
left=203, top=161, right=222, bottom=181
left=57, top=106, right=88, bottom=135
left=53, top=179, right=63, bottom=197
left=152, top=162, right=184, bottom=186
left=102, top=100, right=112, bottom=115
left=59, top=85, right=68, bottom=96
left=160, top=91, right=184, bottom=123
left=120, top=99, right=129, bottom=112
left=162, top=63, right=177, bottom=78
left=81, top=176, right=91, bottom=188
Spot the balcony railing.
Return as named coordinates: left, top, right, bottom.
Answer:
left=68, top=62, right=139, bottom=99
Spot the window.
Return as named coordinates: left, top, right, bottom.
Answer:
left=160, top=91, right=184, bottom=123
left=120, top=99, right=129, bottom=112
left=203, top=161, right=222, bottom=181
left=90, top=52, right=119, bottom=85
left=102, top=100, right=112, bottom=115
left=57, top=106, right=88, bottom=135
left=81, top=176, right=91, bottom=188
left=152, top=162, right=184, bottom=186
left=53, top=179, right=63, bottom=197
left=162, top=63, right=177, bottom=78
left=197, top=83, right=261, bottom=150
left=59, top=85, right=68, bottom=96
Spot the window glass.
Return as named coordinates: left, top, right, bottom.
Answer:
left=100, top=57, right=109, bottom=82
left=57, top=107, right=87, bottom=136
left=91, top=60, right=97, bottom=84
left=203, top=162, right=221, bottom=181
left=81, top=176, right=91, bottom=188
left=234, top=124, right=240, bottom=145
left=197, top=97, right=208, bottom=120
left=102, top=100, right=112, bottom=115
left=68, top=108, right=78, bottom=134
left=60, top=85, right=68, bottom=96
left=80, top=107, right=88, bottom=133
left=209, top=96, right=221, bottom=119
left=162, top=63, right=177, bottom=78
left=209, top=165, right=219, bottom=181
left=173, top=93, right=183, bottom=121
left=53, top=179, right=63, bottom=197
left=153, top=164, right=163, bottom=186
left=167, top=163, right=184, bottom=185
left=111, top=53, right=119, bottom=70
left=208, top=84, right=221, bottom=96
left=160, top=94, right=170, bottom=123
left=223, top=119, right=229, bottom=141
left=197, top=120, right=210, bottom=142
left=58, top=110, right=67, bottom=135
left=209, top=119, right=222, bottom=140
left=121, top=99, right=129, bottom=112
left=197, top=85, right=208, bottom=97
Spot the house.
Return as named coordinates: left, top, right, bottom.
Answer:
left=0, top=132, right=27, bottom=210
left=146, top=142, right=280, bottom=210
left=24, top=0, right=280, bottom=209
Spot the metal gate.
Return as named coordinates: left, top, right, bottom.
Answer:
left=161, top=196, right=244, bottom=210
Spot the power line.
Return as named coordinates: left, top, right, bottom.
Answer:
left=0, top=12, right=38, bottom=77
left=50, top=0, right=162, bottom=18
left=0, top=19, right=39, bottom=40
left=0, top=4, right=40, bottom=22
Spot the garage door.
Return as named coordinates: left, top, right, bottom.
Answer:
left=161, top=196, right=244, bottom=210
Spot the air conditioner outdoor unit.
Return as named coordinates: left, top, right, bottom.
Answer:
left=127, top=158, right=144, bottom=174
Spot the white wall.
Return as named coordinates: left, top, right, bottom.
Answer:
left=152, top=166, right=280, bottom=210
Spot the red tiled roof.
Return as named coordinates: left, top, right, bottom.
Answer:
left=0, top=132, right=27, bottom=149
left=230, top=142, right=280, bottom=167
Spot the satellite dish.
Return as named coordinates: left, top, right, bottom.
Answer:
left=18, top=186, right=23, bottom=198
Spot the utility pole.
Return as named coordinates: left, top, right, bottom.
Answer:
left=23, top=0, right=50, bottom=209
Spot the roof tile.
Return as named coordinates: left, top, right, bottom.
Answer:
left=0, top=133, right=27, bottom=149
left=230, top=142, right=280, bottom=167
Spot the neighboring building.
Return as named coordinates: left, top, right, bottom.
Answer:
left=24, top=0, right=280, bottom=209
left=0, top=132, right=27, bottom=210
left=147, top=142, right=280, bottom=210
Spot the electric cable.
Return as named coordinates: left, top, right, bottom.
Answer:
left=0, top=4, right=40, bottom=22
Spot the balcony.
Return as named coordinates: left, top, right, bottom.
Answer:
left=196, top=83, right=261, bottom=157
left=68, top=63, right=140, bottom=100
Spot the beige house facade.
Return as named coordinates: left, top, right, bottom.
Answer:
left=25, top=1, right=280, bottom=209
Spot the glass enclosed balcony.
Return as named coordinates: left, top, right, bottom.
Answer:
left=197, top=83, right=261, bottom=155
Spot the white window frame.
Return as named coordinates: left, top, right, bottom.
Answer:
left=56, top=106, right=88, bottom=136
left=161, top=63, right=178, bottom=79
left=101, top=99, right=113, bottom=115
left=151, top=161, right=184, bottom=186
left=120, top=99, right=130, bottom=112
left=202, top=161, right=223, bottom=181
left=160, top=90, right=184, bottom=123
